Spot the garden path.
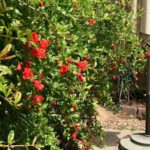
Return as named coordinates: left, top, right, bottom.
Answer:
left=93, top=105, right=145, bottom=150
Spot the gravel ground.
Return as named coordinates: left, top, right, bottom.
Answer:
left=96, top=105, right=145, bottom=131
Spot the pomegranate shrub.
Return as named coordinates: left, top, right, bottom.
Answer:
left=0, top=0, right=145, bottom=149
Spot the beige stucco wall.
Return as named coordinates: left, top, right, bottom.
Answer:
left=135, top=0, right=150, bottom=45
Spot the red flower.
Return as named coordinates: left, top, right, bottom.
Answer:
left=111, top=62, right=117, bottom=70
left=59, top=65, right=69, bottom=75
left=71, top=132, right=77, bottom=140
left=134, top=76, right=139, bottom=81
left=32, top=95, right=44, bottom=105
left=123, top=61, right=127, bottom=66
left=76, top=72, right=85, bottom=82
left=32, top=80, right=44, bottom=91
left=72, top=124, right=81, bottom=130
left=71, top=104, right=77, bottom=111
left=16, top=62, right=22, bottom=70
left=84, top=56, right=90, bottom=61
left=30, top=48, right=46, bottom=59
left=30, top=32, right=39, bottom=43
left=75, top=61, right=87, bottom=71
left=38, top=73, right=44, bottom=79
left=88, top=19, right=95, bottom=25
left=66, top=58, right=72, bottom=64
left=26, top=60, right=32, bottom=68
left=112, top=75, right=117, bottom=80
left=145, top=51, right=150, bottom=58
left=111, top=45, right=117, bottom=49
left=116, top=57, right=121, bottom=62
left=38, top=1, right=44, bottom=7
left=23, top=67, right=34, bottom=80
left=39, top=40, right=50, bottom=49
left=138, top=70, right=143, bottom=75
left=23, top=42, right=30, bottom=49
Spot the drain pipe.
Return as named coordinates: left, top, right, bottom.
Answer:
left=146, top=57, right=150, bottom=135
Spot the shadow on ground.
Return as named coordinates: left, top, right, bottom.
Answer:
left=93, top=129, right=132, bottom=150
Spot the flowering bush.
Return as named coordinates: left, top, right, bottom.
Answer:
left=0, top=0, right=146, bottom=149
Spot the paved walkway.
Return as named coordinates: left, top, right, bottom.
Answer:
left=93, top=129, right=134, bottom=150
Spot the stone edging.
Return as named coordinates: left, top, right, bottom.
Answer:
left=120, top=105, right=145, bottom=118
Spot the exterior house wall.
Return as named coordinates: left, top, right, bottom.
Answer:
left=134, top=0, right=150, bottom=45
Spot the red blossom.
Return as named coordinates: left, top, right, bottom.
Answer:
left=112, top=75, right=117, bottom=80
left=38, top=1, right=44, bottom=7
left=30, top=32, right=39, bottom=43
left=116, top=57, right=121, bottom=62
left=30, top=48, right=46, bottom=59
left=66, top=58, right=72, bottom=64
left=75, top=61, right=87, bottom=71
left=32, top=80, right=44, bottom=91
left=84, top=56, right=90, bottom=61
left=138, top=70, right=143, bottom=75
left=76, top=72, right=85, bottom=82
left=71, top=104, right=77, bottom=111
left=88, top=19, right=95, bottom=25
left=111, top=45, right=117, bottom=49
left=39, top=40, right=50, bottom=49
left=134, top=76, right=139, bottom=81
left=16, top=62, right=22, bottom=70
left=35, top=109, right=40, bottom=113
left=23, top=42, right=30, bottom=49
left=22, top=67, right=34, bottom=80
left=32, top=95, right=44, bottom=105
left=72, top=125, right=81, bottom=130
left=71, top=132, right=77, bottom=140
left=123, top=61, right=127, bottom=66
left=59, top=65, right=69, bottom=75
left=26, top=60, right=32, bottom=68
left=145, top=51, right=150, bottom=58
left=111, top=62, right=117, bottom=70
left=38, top=73, right=44, bottom=79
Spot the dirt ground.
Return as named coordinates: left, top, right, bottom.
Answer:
left=93, top=105, right=145, bottom=150
left=96, top=105, right=145, bottom=131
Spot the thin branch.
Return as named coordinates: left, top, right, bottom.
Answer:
left=0, top=144, right=43, bottom=149
left=0, top=34, right=20, bottom=41
left=0, top=55, right=16, bottom=60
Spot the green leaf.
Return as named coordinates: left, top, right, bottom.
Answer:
left=0, top=81, right=6, bottom=96
left=70, top=113, right=79, bottom=118
left=7, top=130, right=15, bottom=145
left=0, top=65, right=12, bottom=75
left=14, top=91, right=22, bottom=105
